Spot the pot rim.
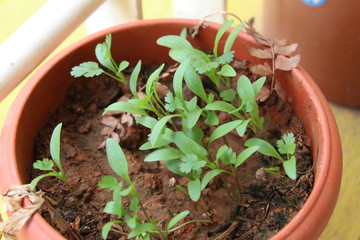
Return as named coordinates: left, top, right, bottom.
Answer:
left=0, top=18, right=342, bottom=240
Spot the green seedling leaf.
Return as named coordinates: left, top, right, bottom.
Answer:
left=149, top=115, right=177, bottom=146
left=220, top=89, right=237, bottom=102
left=146, top=64, right=165, bottom=96
left=283, top=156, right=297, bottom=180
left=104, top=201, right=122, bottom=216
left=205, top=101, right=237, bottom=114
left=106, top=138, right=130, bottom=183
left=277, top=132, right=296, bottom=155
left=186, top=107, right=202, bottom=129
left=216, top=145, right=229, bottom=161
left=209, top=120, right=243, bottom=144
left=184, top=68, right=208, bottom=102
left=217, top=64, right=236, bottom=77
left=98, top=176, right=121, bottom=191
left=139, top=138, right=171, bottom=150
left=104, top=101, right=147, bottom=116
left=102, top=221, right=117, bottom=240
left=169, top=132, right=208, bottom=159
left=30, top=172, right=59, bottom=190
left=130, top=60, right=142, bottom=98
left=33, top=158, right=54, bottom=171
left=214, top=19, right=234, bottom=58
left=157, top=35, right=193, bottom=50
left=130, top=196, right=140, bottom=212
left=167, top=210, right=190, bottom=231
left=169, top=48, right=205, bottom=63
left=244, top=138, right=283, bottom=161
left=188, top=179, right=201, bottom=202
left=201, top=169, right=224, bottom=190
left=117, top=61, right=129, bottom=73
left=219, top=147, right=236, bottom=165
left=135, top=116, right=158, bottom=129
left=252, top=76, right=266, bottom=97
left=185, top=97, right=198, bottom=111
left=235, top=119, right=251, bottom=137
left=204, top=111, right=219, bottom=125
left=173, top=58, right=190, bottom=106
left=95, top=35, right=117, bottom=73
left=180, top=28, right=187, bottom=38
left=237, top=75, right=255, bottom=105
left=70, top=62, right=104, bottom=77
left=144, top=147, right=182, bottom=162
left=50, top=123, right=62, bottom=171
left=224, top=22, right=244, bottom=54
left=128, top=223, right=158, bottom=238
left=235, top=146, right=259, bottom=168
left=185, top=126, right=204, bottom=144
left=179, top=154, right=206, bottom=174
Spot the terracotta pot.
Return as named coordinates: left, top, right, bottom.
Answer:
left=0, top=19, right=342, bottom=240
left=263, top=0, right=360, bottom=107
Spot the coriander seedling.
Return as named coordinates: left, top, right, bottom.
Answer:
left=30, top=123, right=69, bottom=190
left=71, top=34, right=129, bottom=84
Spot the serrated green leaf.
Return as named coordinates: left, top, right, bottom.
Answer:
left=209, top=120, right=243, bottom=144
left=144, top=147, right=182, bottom=162
left=104, top=201, right=122, bottom=216
left=106, top=138, right=130, bottom=183
left=220, top=89, right=237, bottom=102
left=130, top=60, right=141, bottom=98
left=164, top=92, right=183, bottom=112
left=30, top=172, right=59, bottom=190
left=167, top=210, right=190, bottom=231
left=33, top=158, right=54, bottom=171
left=244, top=138, right=283, bottom=161
left=235, top=146, right=259, bottom=168
left=224, top=22, right=244, bottom=54
left=98, top=176, right=121, bottom=190
left=283, top=156, right=297, bottom=180
left=217, top=51, right=235, bottom=64
left=194, top=60, right=219, bottom=74
left=146, top=64, right=165, bottom=96
left=104, top=101, right=147, bottom=116
left=219, top=147, right=236, bottom=165
left=276, top=132, right=296, bottom=155
left=188, top=179, right=201, bottom=202
left=128, top=223, right=158, bottom=238
left=70, top=62, right=104, bottom=77
left=179, top=154, right=206, bottom=174
left=201, top=169, right=224, bottom=190
left=214, top=19, right=234, bottom=58
left=217, top=64, right=236, bottom=77
left=50, top=123, right=62, bottom=171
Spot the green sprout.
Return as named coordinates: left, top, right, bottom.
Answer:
left=30, top=123, right=69, bottom=190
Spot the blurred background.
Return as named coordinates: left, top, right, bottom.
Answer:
left=0, top=0, right=359, bottom=239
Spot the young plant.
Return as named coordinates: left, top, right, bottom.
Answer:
left=244, top=132, right=297, bottom=179
left=99, top=138, right=203, bottom=240
left=30, top=123, right=69, bottom=190
left=70, top=34, right=129, bottom=83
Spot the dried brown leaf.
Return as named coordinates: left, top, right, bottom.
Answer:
left=100, top=126, right=114, bottom=136
left=111, top=132, right=120, bottom=143
left=97, top=140, right=106, bottom=150
left=249, top=62, right=273, bottom=76
left=245, top=46, right=272, bottom=59
left=256, top=86, right=271, bottom=102
left=101, top=116, right=119, bottom=129
left=245, top=21, right=272, bottom=48
left=274, top=43, right=298, bottom=57
left=272, top=38, right=289, bottom=47
left=120, top=113, right=134, bottom=127
left=275, top=55, right=301, bottom=71
left=116, top=123, right=126, bottom=137
left=0, top=185, right=44, bottom=237
left=274, top=81, right=287, bottom=101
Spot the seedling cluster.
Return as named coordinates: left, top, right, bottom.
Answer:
left=32, top=19, right=298, bottom=239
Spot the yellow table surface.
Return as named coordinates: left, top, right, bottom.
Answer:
left=1, top=0, right=359, bottom=239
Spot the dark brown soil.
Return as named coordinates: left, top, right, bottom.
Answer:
left=32, top=62, right=313, bottom=240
